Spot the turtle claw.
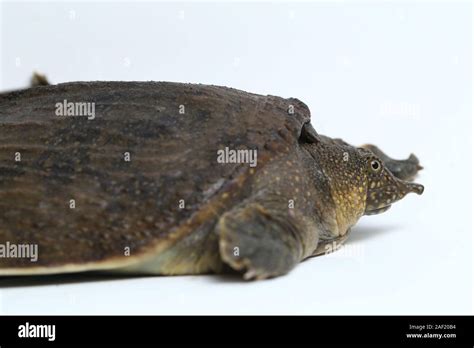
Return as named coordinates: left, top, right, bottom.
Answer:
left=243, top=270, right=256, bottom=280
left=243, top=269, right=264, bottom=281
left=408, top=154, right=424, bottom=171
left=392, top=153, right=424, bottom=181
left=243, top=266, right=280, bottom=281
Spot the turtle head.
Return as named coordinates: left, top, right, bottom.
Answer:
left=364, top=154, right=424, bottom=215
left=303, top=135, right=423, bottom=235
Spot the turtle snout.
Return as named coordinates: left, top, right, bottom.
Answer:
left=406, top=182, right=424, bottom=195
left=400, top=181, right=424, bottom=196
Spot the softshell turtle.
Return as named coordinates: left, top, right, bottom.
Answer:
left=0, top=80, right=424, bottom=280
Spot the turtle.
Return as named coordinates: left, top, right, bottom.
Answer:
left=0, top=79, right=424, bottom=280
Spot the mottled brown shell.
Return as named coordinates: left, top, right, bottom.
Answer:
left=0, top=81, right=311, bottom=274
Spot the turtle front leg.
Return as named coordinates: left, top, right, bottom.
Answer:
left=360, top=144, right=423, bottom=181
left=216, top=200, right=312, bottom=280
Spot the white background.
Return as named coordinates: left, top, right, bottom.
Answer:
left=0, top=0, right=472, bottom=315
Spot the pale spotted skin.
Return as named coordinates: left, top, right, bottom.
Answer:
left=363, top=149, right=424, bottom=215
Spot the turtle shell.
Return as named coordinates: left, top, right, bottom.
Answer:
left=0, top=81, right=311, bottom=275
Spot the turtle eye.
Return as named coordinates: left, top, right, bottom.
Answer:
left=370, top=160, right=381, bottom=172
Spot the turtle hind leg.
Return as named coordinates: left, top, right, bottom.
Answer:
left=216, top=202, right=305, bottom=280
left=361, top=144, right=423, bottom=181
